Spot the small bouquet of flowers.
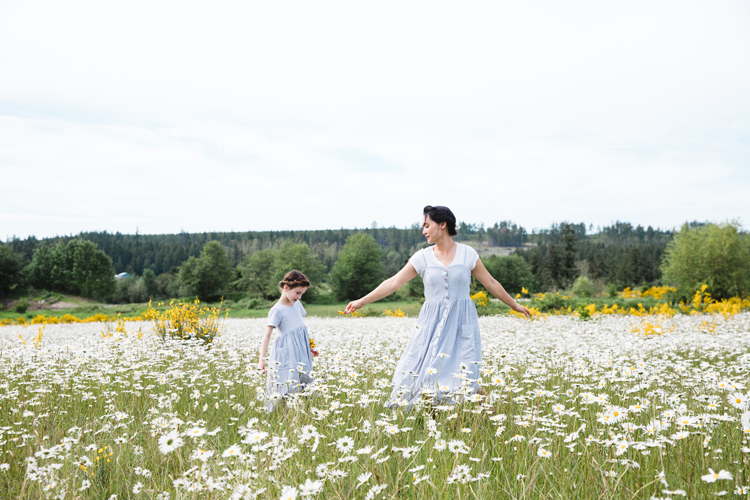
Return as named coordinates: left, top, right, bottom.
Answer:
left=309, top=337, right=319, bottom=357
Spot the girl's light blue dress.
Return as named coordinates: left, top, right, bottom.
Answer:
left=388, top=243, right=482, bottom=407
left=265, top=300, right=313, bottom=410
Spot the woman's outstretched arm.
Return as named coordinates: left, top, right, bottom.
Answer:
left=471, top=258, right=531, bottom=317
left=344, top=263, right=418, bottom=314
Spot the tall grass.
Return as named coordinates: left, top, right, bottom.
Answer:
left=0, top=314, right=748, bottom=499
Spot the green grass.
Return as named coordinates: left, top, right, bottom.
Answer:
left=0, top=295, right=427, bottom=322
left=225, top=300, right=425, bottom=319
left=0, top=288, right=689, bottom=324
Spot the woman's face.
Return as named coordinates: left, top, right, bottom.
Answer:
left=422, top=215, right=446, bottom=243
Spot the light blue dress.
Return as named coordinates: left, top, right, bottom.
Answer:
left=265, top=300, right=313, bottom=411
left=388, top=243, right=482, bottom=408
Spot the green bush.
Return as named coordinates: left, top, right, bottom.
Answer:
left=533, top=293, right=568, bottom=312
left=14, top=298, right=29, bottom=313
left=247, top=298, right=267, bottom=310
left=313, top=292, right=337, bottom=305
left=661, top=221, right=750, bottom=299
left=605, top=283, right=617, bottom=298
left=330, top=234, right=385, bottom=301
left=472, top=254, right=535, bottom=295
left=572, top=276, right=595, bottom=298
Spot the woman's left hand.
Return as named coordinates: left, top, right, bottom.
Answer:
left=512, top=302, right=531, bottom=318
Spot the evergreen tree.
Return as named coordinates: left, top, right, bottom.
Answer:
left=545, top=244, right=562, bottom=289
left=559, top=223, right=578, bottom=287
left=0, top=245, right=26, bottom=295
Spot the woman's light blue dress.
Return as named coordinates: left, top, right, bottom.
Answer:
left=388, top=243, right=482, bottom=408
left=265, top=301, right=313, bottom=411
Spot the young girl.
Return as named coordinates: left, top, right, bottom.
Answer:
left=259, top=270, right=314, bottom=411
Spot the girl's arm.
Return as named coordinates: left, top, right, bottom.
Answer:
left=344, top=263, right=418, bottom=313
left=471, top=258, right=531, bottom=317
left=258, top=325, right=274, bottom=374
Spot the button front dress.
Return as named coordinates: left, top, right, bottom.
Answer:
left=265, top=301, right=313, bottom=411
left=388, top=243, right=482, bottom=408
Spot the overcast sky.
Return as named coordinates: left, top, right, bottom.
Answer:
left=1, top=0, right=749, bottom=240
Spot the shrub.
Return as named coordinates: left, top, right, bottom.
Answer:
left=606, top=283, right=618, bottom=298
left=128, top=279, right=148, bottom=303
left=661, top=221, right=750, bottom=299
left=313, top=292, right=337, bottom=305
left=144, top=299, right=225, bottom=345
left=474, top=254, right=535, bottom=295
left=14, top=298, right=29, bottom=313
left=533, top=293, right=568, bottom=312
left=572, top=276, right=595, bottom=298
left=142, top=269, right=159, bottom=299
left=247, top=298, right=267, bottom=310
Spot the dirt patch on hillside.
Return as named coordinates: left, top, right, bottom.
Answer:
left=47, top=301, right=79, bottom=310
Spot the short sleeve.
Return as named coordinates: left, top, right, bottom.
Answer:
left=297, top=301, right=307, bottom=317
left=408, top=249, right=427, bottom=275
left=464, top=244, right=480, bottom=271
left=267, top=307, right=280, bottom=328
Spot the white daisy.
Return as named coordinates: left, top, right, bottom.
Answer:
left=158, top=431, right=184, bottom=455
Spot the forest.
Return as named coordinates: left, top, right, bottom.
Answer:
left=0, top=220, right=697, bottom=305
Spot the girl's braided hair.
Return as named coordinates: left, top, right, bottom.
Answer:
left=279, top=270, right=310, bottom=290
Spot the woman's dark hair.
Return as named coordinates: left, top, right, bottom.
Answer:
left=279, top=270, right=311, bottom=290
left=423, top=205, right=457, bottom=236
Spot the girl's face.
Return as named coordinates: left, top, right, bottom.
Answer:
left=283, top=286, right=307, bottom=304
left=422, top=215, right=446, bottom=244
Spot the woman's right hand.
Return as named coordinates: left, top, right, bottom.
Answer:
left=258, top=359, right=266, bottom=374
left=344, top=299, right=364, bottom=314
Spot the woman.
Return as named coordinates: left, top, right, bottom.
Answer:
left=345, top=205, right=530, bottom=407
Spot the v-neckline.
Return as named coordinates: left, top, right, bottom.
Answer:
left=431, top=243, right=459, bottom=267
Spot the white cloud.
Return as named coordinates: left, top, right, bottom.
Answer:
left=1, top=0, right=749, bottom=238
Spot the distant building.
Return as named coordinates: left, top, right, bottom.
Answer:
left=114, top=272, right=131, bottom=280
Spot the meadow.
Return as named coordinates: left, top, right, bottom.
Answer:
left=1, top=311, right=749, bottom=499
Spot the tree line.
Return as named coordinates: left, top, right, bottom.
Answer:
left=2, top=220, right=748, bottom=303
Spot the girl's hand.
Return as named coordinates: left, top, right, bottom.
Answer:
left=344, top=299, right=364, bottom=314
left=258, top=360, right=266, bottom=374
left=512, top=302, right=531, bottom=318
